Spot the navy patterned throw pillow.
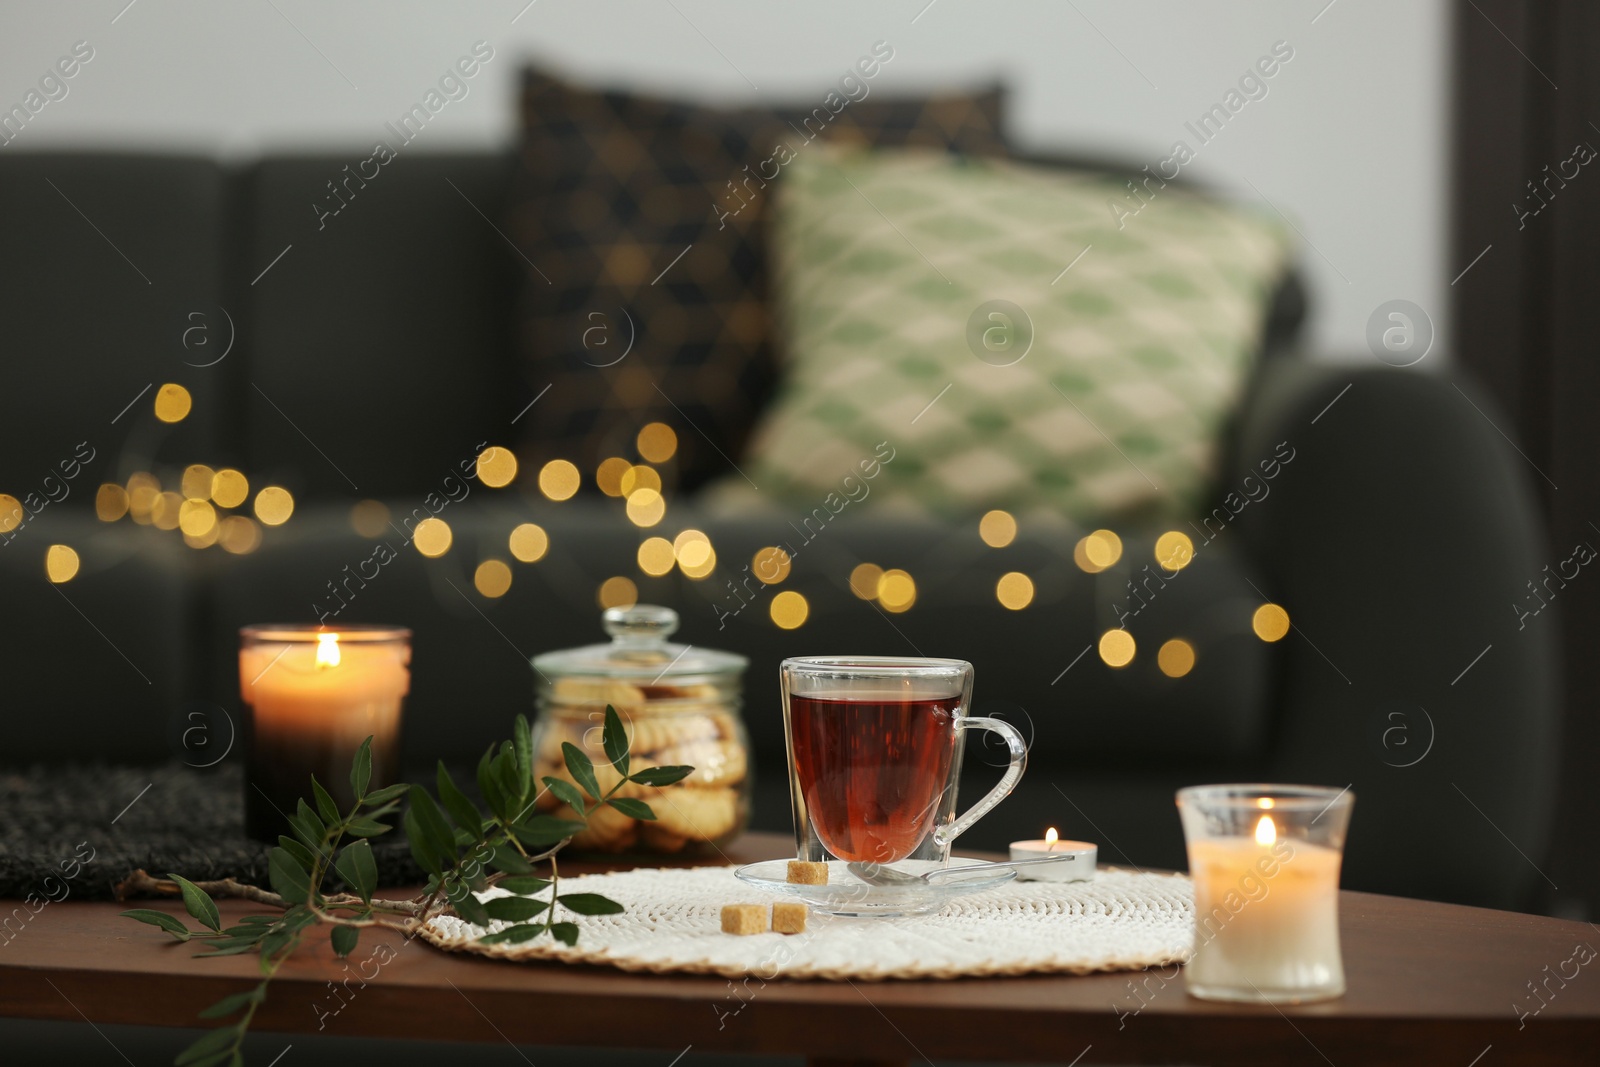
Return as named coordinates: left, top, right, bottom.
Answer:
left=504, top=64, right=1007, bottom=492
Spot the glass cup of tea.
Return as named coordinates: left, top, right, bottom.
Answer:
left=780, top=657, right=1027, bottom=865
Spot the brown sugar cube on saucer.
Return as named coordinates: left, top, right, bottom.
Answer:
left=772, top=901, right=808, bottom=935
left=721, top=904, right=767, bottom=936
left=786, top=860, right=828, bottom=885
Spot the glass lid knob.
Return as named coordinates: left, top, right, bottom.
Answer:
left=602, top=604, right=679, bottom=644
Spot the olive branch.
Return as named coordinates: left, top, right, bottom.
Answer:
left=119, top=706, right=689, bottom=1067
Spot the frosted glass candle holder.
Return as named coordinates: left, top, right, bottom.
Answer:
left=1177, top=784, right=1354, bottom=1004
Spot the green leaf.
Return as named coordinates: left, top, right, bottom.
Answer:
left=628, top=765, right=694, bottom=788
left=362, top=782, right=410, bottom=806
left=602, top=704, right=630, bottom=775
left=275, top=835, right=316, bottom=872
left=488, top=842, right=533, bottom=875
left=607, top=797, right=657, bottom=821
left=175, top=1026, right=237, bottom=1066
left=221, top=924, right=269, bottom=940
left=561, top=741, right=601, bottom=801
left=257, top=928, right=295, bottom=965
left=331, top=924, right=359, bottom=957
left=446, top=882, right=491, bottom=926
left=550, top=921, right=580, bottom=946
left=351, top=735, right=373, bottom=798
left=291, top=799, right=328, bottom=855
left=333, top=840, right=377, bottom=902
left=477, top=745, right=509, bottom=822
left=286, top=810, right=326, bottom=856
left=496, top=876, right=552, bottom=895
left=513, top=714, right=534, bottom=795
left=541, top=775, right=587, bottom=815
left=558, top=892, right=625, bottom=916
left=296, top=797, right=324, bottom=835
left=121, top=909, right=190, bottom=941
left=193, top=939, right=261, bottom=958
left=197, top=988, right=261, bottom=1019
left=512, top=815, right=586, bottom=848
left=436, top=762, right=484, bottom=837
left=167, top=873, right=223, bottom=933
left=479, top=923, right=547, bottom=945
left=268, top=846, right=312, bottom=905
left=407, top=786, right=459, bottom=871
left=311, top=776, right=341, bottom=828
left=343, top=816, right=392, bottom=838
left=483, top=896, right=550, bottom=922
left=493, top=745, right=523, bottom=814
left=403, top=807, right=445, bottom=877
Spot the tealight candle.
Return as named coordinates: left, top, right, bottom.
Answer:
left=1177, top=785, right=1355, bottom=1004
left=240, top=625, right=411, bottom=841
left=1008, top=827, right=1097, bottom=882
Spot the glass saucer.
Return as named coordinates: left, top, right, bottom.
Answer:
left=733, top=857, right=1016, bottom=918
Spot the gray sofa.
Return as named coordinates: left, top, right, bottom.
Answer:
left=0, top=148, right=1557, bottom=911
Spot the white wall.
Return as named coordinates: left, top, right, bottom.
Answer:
left=2, top=0, right=1449, bottom=359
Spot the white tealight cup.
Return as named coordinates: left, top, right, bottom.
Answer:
left=1009, top=838, right=1097, bottom=882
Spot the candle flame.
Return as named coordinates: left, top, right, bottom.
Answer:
left=1254, top=813, right=1277, bottom=846
left=1045, top=827, right=1058, bottom=850
left=315, top=632, right=341, bottom=669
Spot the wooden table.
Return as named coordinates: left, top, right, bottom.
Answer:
left=2, top=832, right=1596, bottom=1065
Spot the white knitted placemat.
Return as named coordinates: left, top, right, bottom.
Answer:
left=420, top=865, right=1195, bottom=979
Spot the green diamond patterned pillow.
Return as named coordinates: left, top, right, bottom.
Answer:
left=732, top=147, right=1293, bottom=523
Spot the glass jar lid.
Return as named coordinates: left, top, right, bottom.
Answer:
left=531, top=605, right=747, bottom=683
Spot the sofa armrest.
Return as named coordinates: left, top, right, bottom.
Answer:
left=1225, top=360, right=1559, bottom=910
left=0, top=514, right=196, bottom=764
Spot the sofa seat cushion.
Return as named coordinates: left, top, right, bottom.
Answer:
left=205, top=498, right=1277, bottom=771
left=735, top=146, right=1293, bottom=524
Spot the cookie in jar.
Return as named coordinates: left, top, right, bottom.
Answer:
left=528, top=605, right=749, bottom=855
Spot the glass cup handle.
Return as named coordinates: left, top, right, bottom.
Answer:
left=933, top=716, right=1028, bottom=849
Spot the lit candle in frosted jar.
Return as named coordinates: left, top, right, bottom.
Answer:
left=1178, top=785, right=1354, bottom=1004
left=240, top=625, right=410, bottom=841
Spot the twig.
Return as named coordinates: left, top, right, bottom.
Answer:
left=115, top=869, right=432, bottom=916
left=115, top=869, right=288, bottom=906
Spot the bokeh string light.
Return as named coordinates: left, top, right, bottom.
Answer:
left=637, top=536, right=675, bottom=576
left=476, top=445, right=518, bottom=488
left=995, top=571, right=1034, bottom=610
left=979, top=509, right=1016, bottom=548
left=509, top=522, right=549, bottom=562
left=63, top=400, right=716, bottom=613
left=474, top=559, right=513, bottom=598
left=770, top=590, right=809, bottom=629
left=1074, top=529, right=1123, bottom=573
left=877, top=569, right=917, bottom=613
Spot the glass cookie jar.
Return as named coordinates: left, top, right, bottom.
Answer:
left=529, top=604, right=750, bottom=855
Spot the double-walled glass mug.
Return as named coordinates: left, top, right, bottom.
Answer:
left=780, top=657, right=1027, bottom=864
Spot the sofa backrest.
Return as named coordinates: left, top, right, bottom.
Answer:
left=0, top=154, right=229, bottom=491
left=0, top=150, right=525, bottom=504
left=0, top=148, right=1306, bottom=507
left=236, top=151, right=522, bottom=501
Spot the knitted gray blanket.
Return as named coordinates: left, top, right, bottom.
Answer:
left=0, top=763, right=424, bottom=902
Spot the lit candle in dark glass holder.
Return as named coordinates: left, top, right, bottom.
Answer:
left=239, top=625, right=410, bottom=842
